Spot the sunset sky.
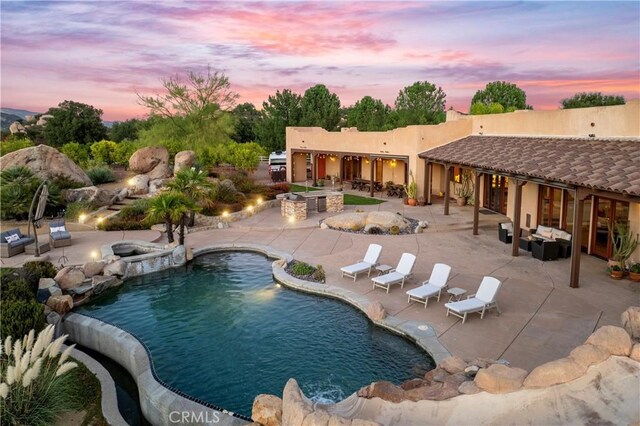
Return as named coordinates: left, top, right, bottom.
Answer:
left=1, top=1, right=639, bottom=121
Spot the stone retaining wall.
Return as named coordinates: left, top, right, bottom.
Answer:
left=101, top=240, right=186, bottom=278
left=194, top=200, right=279, bottom=230
left=281, top=198, right=307, bottom=220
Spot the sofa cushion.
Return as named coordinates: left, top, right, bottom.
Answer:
left=9, top=237, right=34, bottom=248
left=51, top=231, right=71, bottom=241
left=536, top=225, right=553, bottom=235
left=500, top=223, right=513, bottom=232
left=50, top=226, right=66, bottom=233
left=4, top=234, right=20, bottom=243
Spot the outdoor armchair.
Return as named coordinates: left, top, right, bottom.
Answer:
left=406, top=263, right=452, bottom=308
left=1, top=228, right=34, bottom=258
left=498, top=222, right=521, bottom=244
left=531, top=239, right=559, bottom=261
left=49, top=218, right=72, bottom=248
left=444, top=276, right=502, bottom=324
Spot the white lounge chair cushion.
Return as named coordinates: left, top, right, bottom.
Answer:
left=372, top=271, right=405, bottom=285
left=445, top=298, right=486, bottom=314
left=406, top=283, right=440, bottom=299
left=341, top=262, right=373, bottom=275
left=363, top=244, right=382, bottom=265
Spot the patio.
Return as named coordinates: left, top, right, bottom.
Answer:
left=2, top=197, right=637, bottom=372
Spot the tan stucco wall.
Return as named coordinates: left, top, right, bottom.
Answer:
left=467, top=100, right=640, bottom=138
left=629, top=203, right=640, bottom=262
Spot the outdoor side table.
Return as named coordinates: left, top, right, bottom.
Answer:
left=375, top=264, right=393, bottom=276
left=447, top=287, right=467, bottom=302
left=25, top=241, right=50, bottom=255
left=519, top=237, right=533, bottom=252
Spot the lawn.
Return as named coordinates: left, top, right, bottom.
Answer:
left=289, top=184, right=385, bottom=205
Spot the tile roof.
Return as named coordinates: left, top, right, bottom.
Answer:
left=419, top=136, right=640, bottom=196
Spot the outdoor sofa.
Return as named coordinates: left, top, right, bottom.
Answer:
left=1, top=228, right=34, bottom=258
left=498, top=222, right=522, bottom=244
left=530, top=225, right=572, bottom=258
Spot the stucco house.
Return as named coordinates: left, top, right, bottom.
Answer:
left=285, top=100, right=640, bottom=287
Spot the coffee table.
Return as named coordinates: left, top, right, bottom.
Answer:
left=447, top=287, right=467, bottom=302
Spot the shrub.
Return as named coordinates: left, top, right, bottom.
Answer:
left=0, top=326, right=81, bottom=425
left=64, top=201, right=95, bottom=221
left=119, top=198, right=150, bottom=220
left=389, top=225, right=400, bottom=235
left=60, top=142, right=90, bottom=168
left=312, top=265, right=326, bottom=283
left=271, top=183, right=290, bottom=193
left=367, top=226, right=383, bottom=234
left=98, top=200, right=153, bottom=231
left=252, top=185, right=277, bottom=200
left=49, top=174, right=83, bottom=190
left=97, top=220, right=151, bottom=231
left=89, top=140, right=118, bottom=165
left=0, top=278, right=34, bottom=301
left=211, top=181, right=242, bottom=204
left=86, top=166, right=115, bottom=185
left=225, top=170, right=256, bottom=194
left=0, top=137, right=34, bottom=156
left=112, top=140, right=139, bottom=166
left=21, top=261, right=58, bottom=292
left=0, top=166, right=41, bottom=220
left=291, top=262, right=315, bottom=276
left=0, top=300, right=46, bottom=342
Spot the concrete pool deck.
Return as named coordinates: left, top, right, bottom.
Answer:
left=3, top=197, right=638, bottom=372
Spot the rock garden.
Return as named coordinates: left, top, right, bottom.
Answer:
left=320, top=211, right=427, bottom=235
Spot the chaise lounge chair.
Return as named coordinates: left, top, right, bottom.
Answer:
left=49, top=218, right=72, bottom=248
left=340, top=244, right=382, bottom=281
left=406, top=263, right=452, bottom=308
left=371, top=253, right=416, bottom=293
left=444, top=276, right=502, bottom=324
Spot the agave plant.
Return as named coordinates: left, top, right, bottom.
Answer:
left=0, top=325, right=78, bottom=425
left=608, top=221, right=639, bottom=266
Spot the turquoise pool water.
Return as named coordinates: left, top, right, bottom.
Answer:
left=78, top=252, right=433, bottom=417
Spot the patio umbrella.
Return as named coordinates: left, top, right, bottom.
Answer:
left=34, top=184, right=49, bottom=226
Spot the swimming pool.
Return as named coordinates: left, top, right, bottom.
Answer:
left=78, top=251, right=433, bottom=417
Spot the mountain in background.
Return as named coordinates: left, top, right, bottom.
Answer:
left=1, top=107, right=40, bottom=119
left=1, top=107, right=115, bottom=131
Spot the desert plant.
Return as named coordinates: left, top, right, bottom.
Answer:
left=145, top=192, right=196, bottom=244
left=367, top=226, right=383, bottom=234
left=168, top=167, right=213, bottom=226
left=350, top=223, right=363, bottom=232
left=454, top=169, right=474, bottom=202
left=630, top=263, right=640, bottom=273
left=0, top=167, right=65, bottom=220
left=89, top=140, right=119, bottom=164
left=312, top=265, right=326, bottom=283
left=608, top=222, right=639, bottom=265
left=64, top=201, right=96, bottom=221
left=86, top=166, right=115, bottom=185
left=60, top=142, right=90, bottom=168
left=389, top=225, right=400, bottom=235
left=403, top=170, right=417, bottom=200
left=0, top=326, right=79, bottom=425
left=290, top=262, right=315, bottom=277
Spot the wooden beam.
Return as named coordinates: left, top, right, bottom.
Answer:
left=427, top=162, right=433, bottom=205
left=311, top=153, right=317, bottom=186
left=570, top=188, right=590, bottom=288
left=370, top=157, right=375, bottom=198
left=423, top=160, right=430, bottom=200
left=339, top=154, right=344, bottom=181
left=512, top=179, right=526, bottom=256
left=444, top=164, right=451, bottom=215
left=473, top=170, right=482, bottom=235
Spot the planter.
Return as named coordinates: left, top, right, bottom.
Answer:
left=456, top=197, right=467, bottom=207
left=610, top=269, right=624, bottom=280
left=608, top=259, right=623, bottom=268
left=402, top=196, right=409, bottom=205
left=417, top=197, right=426, bottom=207
left=630, top=272, right=640, bottom=282
left=407, top=198, right=417, bottom=206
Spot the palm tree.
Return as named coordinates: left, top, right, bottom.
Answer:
left=167, top=167, right=213, bottom=226
left=146, top=192, right=195, bottom=244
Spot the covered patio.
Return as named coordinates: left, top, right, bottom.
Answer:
left=420, top=135, right=640, bottom=288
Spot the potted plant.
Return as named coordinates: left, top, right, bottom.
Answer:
left=608, top=265, right=624, bottom=280
left=403, top=171, right=417, bottom=206
left=317, top=178, right=325, bottom=187
left=608, top=222, right=639, bottom=268
left=630, top=262, right=640, bottom=282
left=454, top=169, right=474, bottom=206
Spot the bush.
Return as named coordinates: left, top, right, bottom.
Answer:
left=90, top=140, right=119, bottom=165
left=0, top=277, right=34, bottom=301
left=64, top=201, right=95, bottom=221
left=60, top=142, right=90, bottom=168
left=0, top=137, right=34, bottom=156
left=291, top=262, right=315, bottom=276
left=312, top=265, right=326, bottom=283
left=225, top=170, right=256, bottom=194
left=211, top=181, right=242, bottom=204
left=98, top=200, right=153, bottom=231
left=367, top=226, right=383, bottom=234
left=97, top=220, right=151, bottom=231
left=389, top=225, right=400, bottom=235
left=21, top=261, right=58, bottom=291
left=112, top=140, right=139, bottom=166
left=119, top=198, right=150, bottom=220
left=0, top=166, right=42, bottom=220
left=0, top=300, right=46, bottom=341
left=271, top=183, right=290, bottom=193
left=0, top=325, right=82, bottom=425
left=86, top=166, right=115, bottom=185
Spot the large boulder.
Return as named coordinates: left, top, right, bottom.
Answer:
left=523, top=358, right=586, bottom=389
left=474, top=364, right=527, bottom=394
left=366, top=301, right=386, bottom=321
left=129, top=146, right=170, bottom=179
left=282, top=379, right=313, bottom=426
left=630, top=344, right=640, bottom=362
left=439, top=356, right=467, bottom=375
left=103, top=260, right=127, bottom=277
left=129, top=174, right=150, bottom=195
left=9, top=122, right=26, bottom=134
left=252, top=394, right=282, bottom=426
left=0, top=145, right=91, bottom=185
left=585, top=325, right=633, bottom=356
left=357, top=381, right=405, bottom=403
left=46, top=295, right=73, bottom=315
left=568, top=344, right=609, bottom=370
left=323, top=212, right=367, bottom=231
left=91, top=275, right=122, bottom=295
left=63, top=186, right=114, bottom=206
left=83, top=261, right=106, bottom=277
left=174, top=150, right=196, bottom=174
left=621, top=306, right=640, bottom=340
left=54, top=266, right=86, bottom=290
left=365, top=211, right=410, bottom=231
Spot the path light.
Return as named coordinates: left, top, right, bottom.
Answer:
left=288, top=216, right=295, bottom=224
left=90, top=250, right=98, bottom=260
left=96, top=217, right=104, bottom=224
left=247, top=205, right=254, bottom=213
left=78, top=214, right=87, bottom=224
left=257, top=197, right=263, bottom=205
left=222, top=211, right=229, bottom=218
left=128, top=178, right=135, bottom=187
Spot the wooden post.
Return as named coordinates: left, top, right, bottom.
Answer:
left=473, top=170, right=482, bottom=235
left=423, top=160, right=430, bottom=201
left=370, top=157, right=375, bottom=197
left=511, top=179, right=526, bottom=257
left=339, top=154, right=344, bottom=182
left=570, top=188, right=588, bottom=288
left=444, top=164, right=451, bottom=215
left=311, top=153, right=317, bottom=186
left=427, top=162, right=433, bottom=205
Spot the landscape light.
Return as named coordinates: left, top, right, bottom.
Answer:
left=96, top=217, right=104, bottom=223
left=257, top=197, right=263, bottom=205
left=222, top=211, right=229, bottom=217
left=78, top=214, right=87, bottom=224
left=90, top=251, right=98, bottom=260
left=288, top=216, right=295, bottom=224
left=128, top=178, right=135, bottom=187
left=247, top=205, right=254, bottom=212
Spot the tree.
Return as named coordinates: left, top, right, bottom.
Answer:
left=256, top=89, right=302, bottom=152
left=137, top=66, right=239, bottom=133
left=300, top=84, right=341, bottom=130
left=560, top=92, right=626, bottom=109
left=109, top=118, right=146, bottom=142
left=167, top=167, right=211, bottom=226
left=469, top=102, right=505, bottom=115
left=346, top=96, right=390, bottom=131
left=231, top=103, right=260, bottom=143
left=145, top=192, right=194, bottom=244
left=42, top=100, right=107, bottom=146
left=394, top=81, right=446, bottom=126
left=470, top=81, right=529, bottom=113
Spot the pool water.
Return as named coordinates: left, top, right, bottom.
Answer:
left=78, top=252, right=433, bottom=417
